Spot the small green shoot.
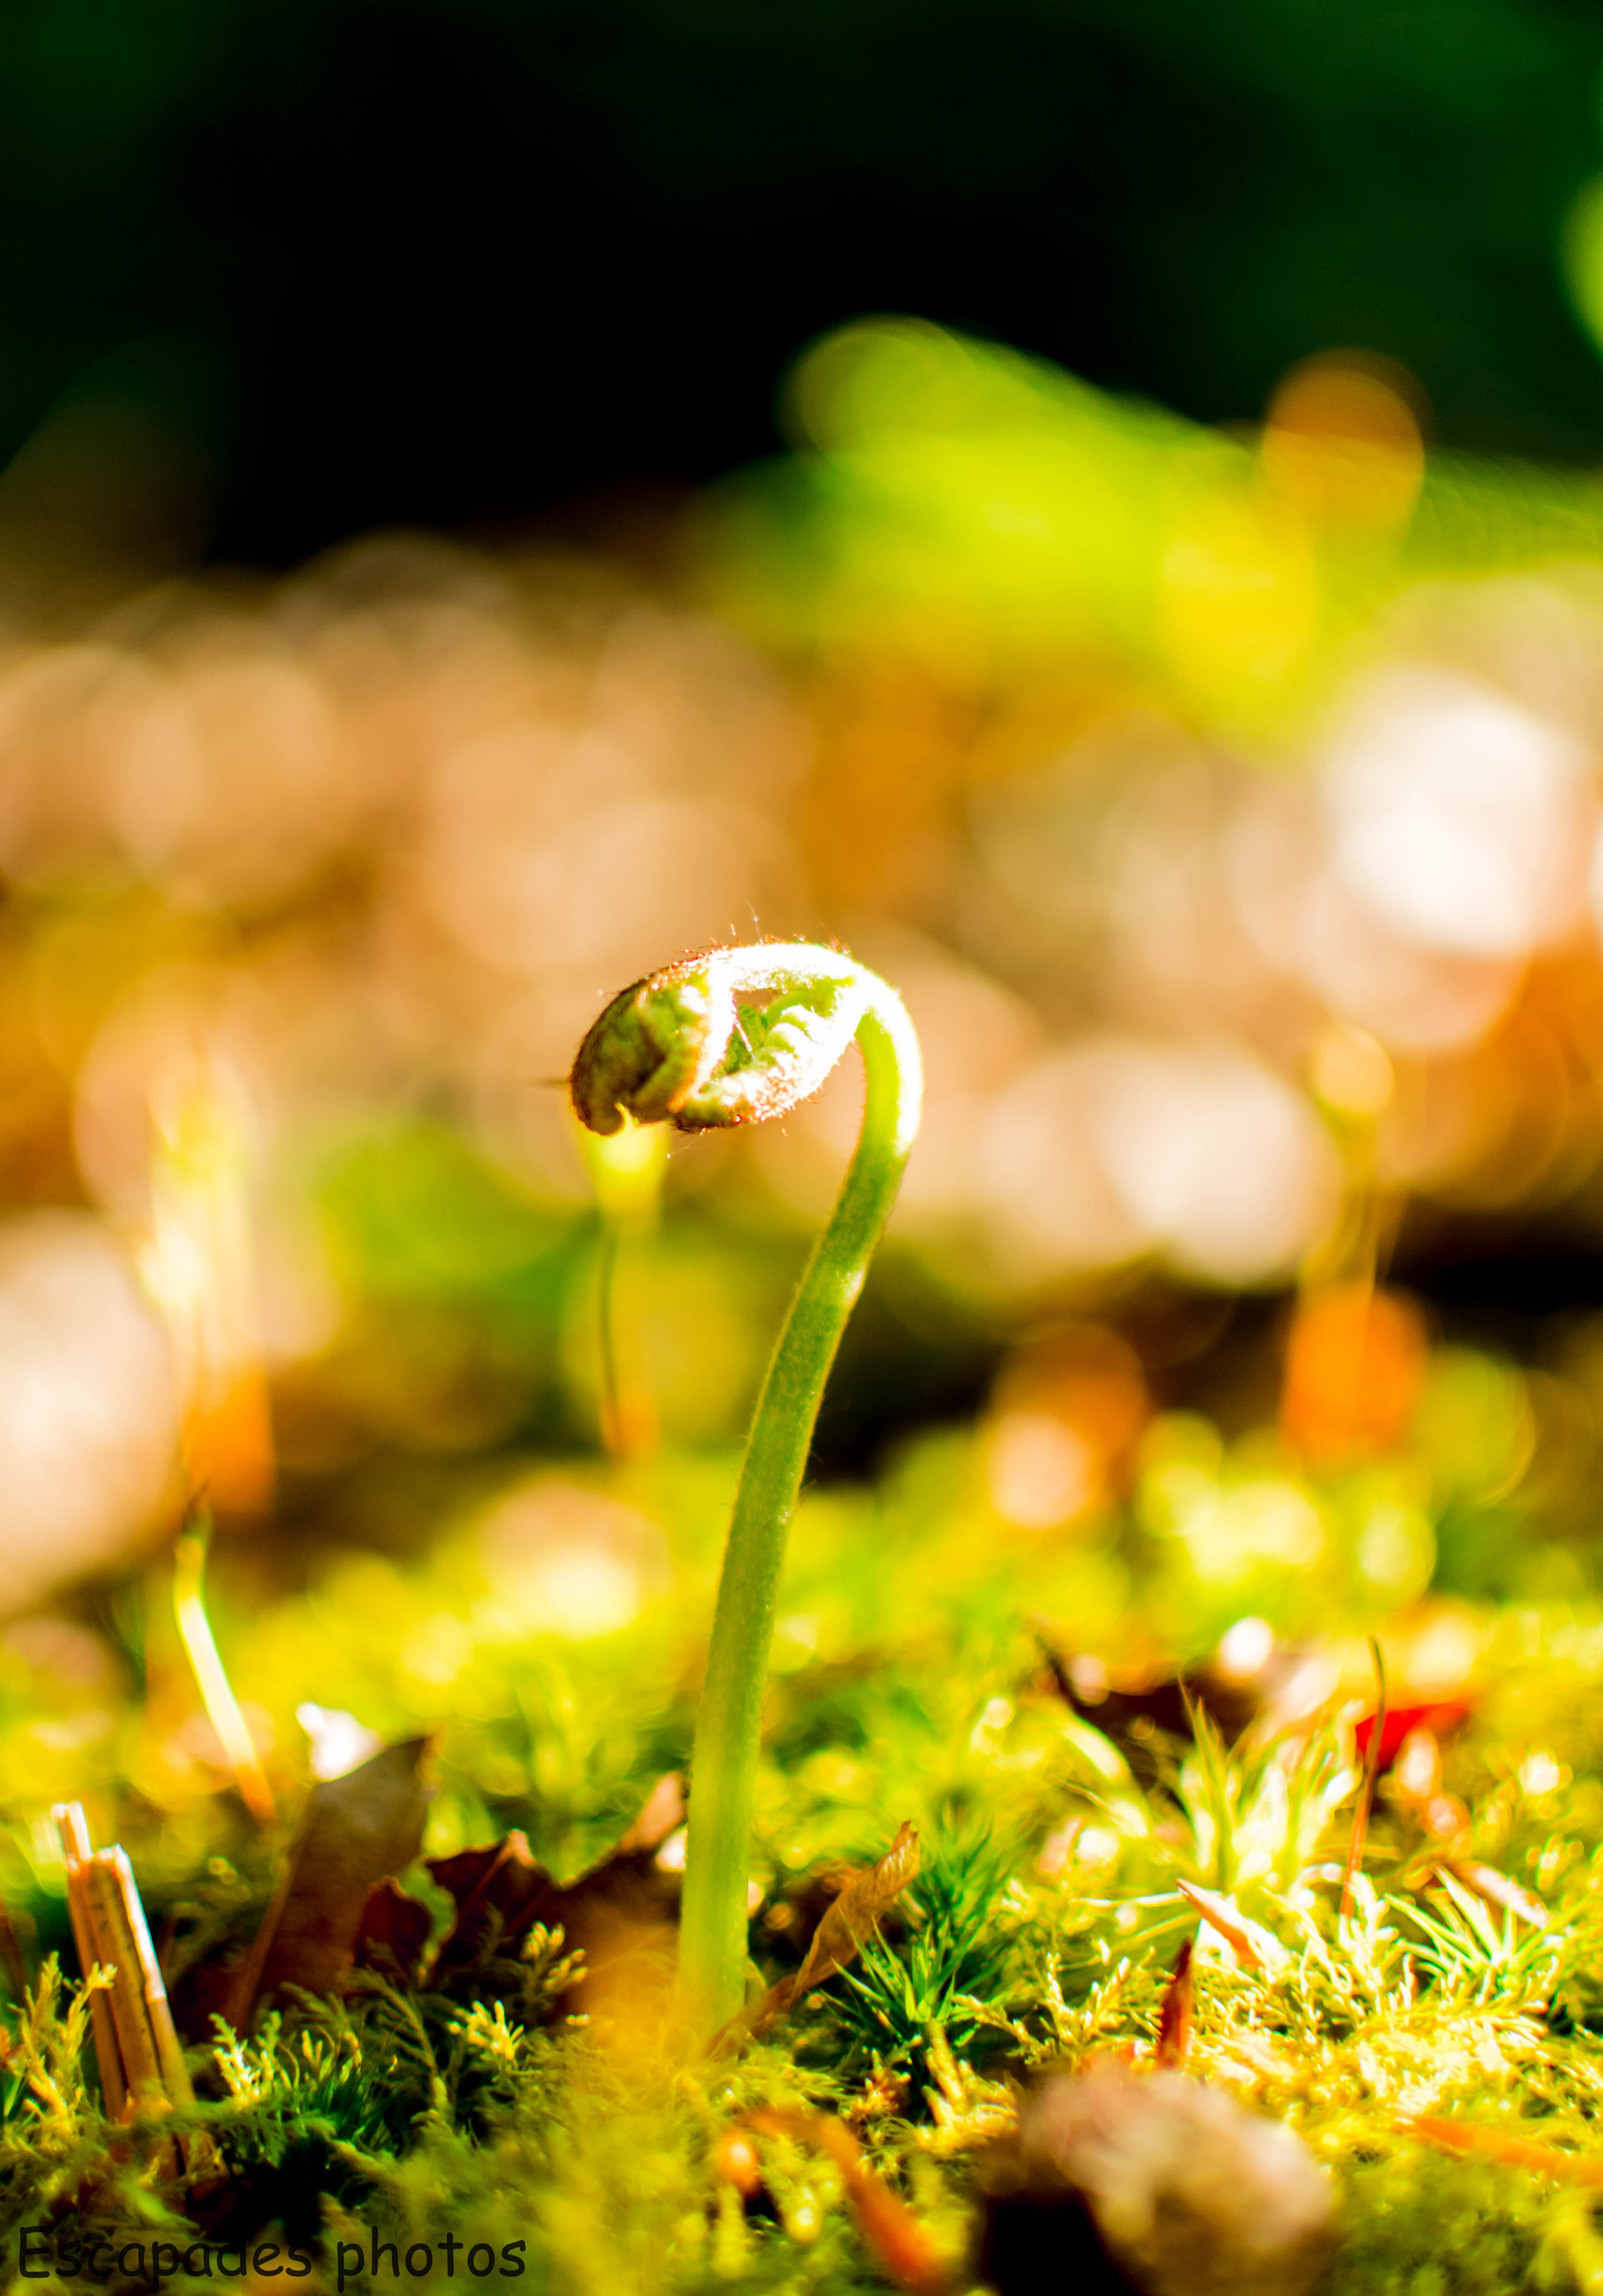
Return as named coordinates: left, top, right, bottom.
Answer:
left=571, top=943, right=922, bottom=2031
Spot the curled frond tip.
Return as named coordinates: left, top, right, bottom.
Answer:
left=570, top=943, right=873, bottom=1136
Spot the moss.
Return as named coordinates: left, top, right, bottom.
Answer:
left=10, top=1590, right=1603, bottom=2291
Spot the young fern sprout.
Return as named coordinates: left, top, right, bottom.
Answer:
left=570, top=943, right=922, bottom=2029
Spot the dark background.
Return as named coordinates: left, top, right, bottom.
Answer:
left=4, top=0, right=1603, bottom=569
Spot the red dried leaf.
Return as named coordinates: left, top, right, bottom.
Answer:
left=1355, top=1702, right=1472, bottom=1774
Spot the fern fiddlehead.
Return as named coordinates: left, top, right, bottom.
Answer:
left=571, top=943, right=922, bottom=2028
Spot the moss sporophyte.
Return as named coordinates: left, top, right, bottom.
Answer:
left=570, top=943, right=923, bottom=2030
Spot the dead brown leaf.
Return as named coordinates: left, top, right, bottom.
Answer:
left=744, top=1822, right=919, bottom=2038
left=353, top=1877, right=435, bottom=1981
left=616, top=1772, right=685, bottom=1855
left=233, top=1738, right=433, bottom=2016
left=1174, top=1880, right=1289, bottom=1976
left=427, top=1833, right=548, bottom=1976
left=427, top=1773, right=684, bottom=2009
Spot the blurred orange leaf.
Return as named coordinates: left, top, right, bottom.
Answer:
left=748, top=2109, right=949, bottom=2294
left=1281, top=1283, right=1427, bottom=1463
left=1402, top=2116, right=1603, bottom=2182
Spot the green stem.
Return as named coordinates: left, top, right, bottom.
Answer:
left=678, top=997, right=920, bottom=2027
left=567, top=944, right=922, bottom=2034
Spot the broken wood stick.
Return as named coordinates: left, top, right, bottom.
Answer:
left=52, top=1804, right=126, bottom=2120
left=53, top=1805, right=192, bottom=2121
